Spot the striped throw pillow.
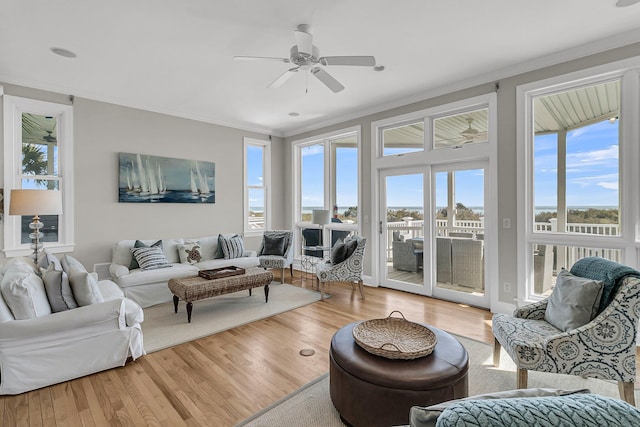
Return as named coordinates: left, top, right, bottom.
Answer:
left=220, top=234, right=245, bottom=259
left=130, top=246, right=171, bottom=270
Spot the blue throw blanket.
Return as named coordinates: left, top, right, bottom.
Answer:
left=570, top=257, right=640, bottom=313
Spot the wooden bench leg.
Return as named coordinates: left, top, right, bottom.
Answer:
left=264, top=284, right=269, bottom=302
left=619, top=381, right=635, bottom=406
left=186, top=302, right=193, bottom=323
left=517, top=368, right=528, bottom=389
left=493, top=338, right=501, bottom=367
left=173, top=295, right=179, bottom=313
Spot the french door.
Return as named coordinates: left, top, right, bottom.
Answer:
left=431, top=163, right=489, bottom=308
left=378, top=164, right=490, bottom=308
left=378, top=168, right=429, bottom=295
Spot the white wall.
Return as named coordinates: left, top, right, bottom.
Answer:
left=0, top=83, right=284, bottom=270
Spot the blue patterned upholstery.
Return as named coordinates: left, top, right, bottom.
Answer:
left=492, top=265, right=640, bottom=405
left=315, top=236, right=366, bottom=300
left=434, top=394, right=640, bottom=427
left=257, top=230, right=294, bottom=284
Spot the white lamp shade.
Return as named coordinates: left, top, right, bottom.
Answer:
left=9, top=189, right=63, bottom=216
left=312, top=209, right=330, bottom=225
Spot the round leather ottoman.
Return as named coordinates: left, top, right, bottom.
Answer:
left=329, top=322, right=468, bottom=427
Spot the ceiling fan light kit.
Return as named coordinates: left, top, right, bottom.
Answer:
left=234, top=24, right=376, bottom=93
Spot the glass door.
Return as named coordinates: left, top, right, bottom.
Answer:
left=432, top=165, right=489, bottom=308
left=379, top=168, right=428, bottom=295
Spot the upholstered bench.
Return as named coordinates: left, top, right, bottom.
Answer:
left=168, top=267, right=273, bottom=322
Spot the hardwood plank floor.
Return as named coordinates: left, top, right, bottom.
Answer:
left=0, top=270, right=495, bottom=427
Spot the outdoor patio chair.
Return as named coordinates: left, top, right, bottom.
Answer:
left=258, top=230, right=294, bottom=284
left=492, top=257, right=640, bottom=405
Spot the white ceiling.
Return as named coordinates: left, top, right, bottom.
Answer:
left=2, top=0, right=640, bottom=138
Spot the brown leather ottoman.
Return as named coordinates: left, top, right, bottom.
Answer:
left=329, top=322, right=468, bottom=427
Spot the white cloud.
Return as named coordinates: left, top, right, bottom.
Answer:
left=569, top=173, right=618, bottom=190
left=567, top=145, right=618, bottom=168
left=570, top=128, right=588, bottom=138
left=597, top=181, right=618, bottom=190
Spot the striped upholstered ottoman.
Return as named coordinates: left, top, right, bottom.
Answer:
left=168, top=267, right=274, bottom=323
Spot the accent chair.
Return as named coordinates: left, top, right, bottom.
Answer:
left=316, top=236, right=367, bottom=300
left=258, top=230, right=294, bottom=284
left=492, top=257, right=640, bottom=405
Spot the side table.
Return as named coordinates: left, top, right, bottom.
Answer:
left=301, top=245, right=331, bottom=283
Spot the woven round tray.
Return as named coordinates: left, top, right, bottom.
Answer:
left=352, top=311, right=437, bottom=360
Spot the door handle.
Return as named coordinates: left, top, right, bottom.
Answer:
left=379, top=221, right=383, bottom=234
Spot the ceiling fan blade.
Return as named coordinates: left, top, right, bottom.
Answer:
left=319, top=56, right=376, bottom=66
left=233, top=56, right=290, bottom=63
left=311, top=67, right=345, bottom=93
left=294, top=28, right=313, bottom=56
left=268, top=67, right=299, bottom=88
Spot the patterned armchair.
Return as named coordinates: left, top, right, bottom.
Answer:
left=316, top=236, right=366, bottom=300
left=258, top=230, right=294, bottom=284
left=492, top=259, right=640, bottom=405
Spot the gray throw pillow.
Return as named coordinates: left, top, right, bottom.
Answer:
left=263, top=235, right=286, bottom=256
left=544, top=269, right=604, bottom=332
left=330, top=240, right=348, bottom=264
left=41, top=264, right=77, bottom=312
left=129, top=240, right=163, bottom=270
left=68, top=270, right=104, bottom=306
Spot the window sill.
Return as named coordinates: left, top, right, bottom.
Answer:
left=3, top=243, right=76, bottom=258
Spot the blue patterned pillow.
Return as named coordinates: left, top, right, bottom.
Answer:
left=434, top=394, right=640, bottom=427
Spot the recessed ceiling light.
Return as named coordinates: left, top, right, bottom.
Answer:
left=616, top=0, right=640, bottom=6
left=289, top=112, right=300, bottom=117
left=374, top=65, right=385, bottom=72
left=50, top=47, right=77, bottom=58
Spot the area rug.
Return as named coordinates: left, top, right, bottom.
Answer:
left=142, top=283, right=323, bottom=352
left=236, top=335, right=639, bottom=426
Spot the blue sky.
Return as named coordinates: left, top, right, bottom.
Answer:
left=299, top=118, right=618, bottom=211
left=534, top=120, right=618, bottom=208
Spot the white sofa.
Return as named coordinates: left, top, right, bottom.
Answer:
left=0, top=256, right=145, bottom=395
left=109, top=235, right=260, bottom=308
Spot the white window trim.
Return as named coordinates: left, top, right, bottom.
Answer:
left=3, top=95, right=75, bottom=256
left=292, top=125, right=361, bottom=232
left=516, top=57, right=640, bottom=305
left=370, top=93, right=498, bottom=311
left=243, top=137, right=271, bottom=235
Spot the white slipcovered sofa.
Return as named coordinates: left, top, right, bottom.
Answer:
left=110, top=234, right=260, bottom=308
left=0, top=256, right=145, bottom=395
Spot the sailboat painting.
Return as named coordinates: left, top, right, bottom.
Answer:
left=118, top=152, right=215, bottom=203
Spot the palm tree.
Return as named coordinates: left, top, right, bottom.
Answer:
left=22, top=143, right=49, bottom=186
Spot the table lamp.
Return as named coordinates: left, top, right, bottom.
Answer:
left=9, top=189, right=63, bottom=264
left=312, top=209, right=330, bottom=227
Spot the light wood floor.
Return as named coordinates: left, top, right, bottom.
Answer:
left=0, top=271, right=492, bottom=427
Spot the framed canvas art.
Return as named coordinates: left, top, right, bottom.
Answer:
left=118, top=153, right=215, bottom=203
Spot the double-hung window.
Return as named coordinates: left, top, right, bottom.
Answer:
left=243, top=137, right=271, bottom=234
left=3, top=95, right=74, bottom=256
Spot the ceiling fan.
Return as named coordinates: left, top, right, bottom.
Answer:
left=43, top=130, right=57, bottom=143
left=436, top=118, right=488, bottom=147
left=233, top=24, right=376, bottom=93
